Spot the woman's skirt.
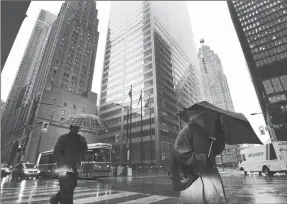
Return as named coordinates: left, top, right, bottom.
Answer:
left=179, top=168, right=228, bottom=204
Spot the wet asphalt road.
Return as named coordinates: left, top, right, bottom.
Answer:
left=1, top=171, right=287, bottom=203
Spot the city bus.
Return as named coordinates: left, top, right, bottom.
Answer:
left=36, top=143, right=113, bottom=179
left=238, top=141, right=287, bottom=176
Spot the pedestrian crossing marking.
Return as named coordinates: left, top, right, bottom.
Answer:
left=1, top=186, right=176, bottom=204
left=1, top=186, right=85, bottom=194
left=117, top=195, right=170, bottom=204
left=1, top=188, right=104, bottom=200
left=1, top=173, right=286, bottom=204
left=74, top=192, right=139, bottom=203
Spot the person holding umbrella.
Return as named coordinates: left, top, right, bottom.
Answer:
left=50, top=125, right=88, bottom=204
left=171, top=101, right=262, bottom=204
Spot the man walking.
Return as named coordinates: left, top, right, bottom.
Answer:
left=50, top=125, right=88, bottom=204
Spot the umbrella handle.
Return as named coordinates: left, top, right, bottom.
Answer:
left=208, top=137, right=216, bottom=158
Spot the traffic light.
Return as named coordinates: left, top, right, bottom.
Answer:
left=259, top=126, right=265, bottom=135
left=41, top=121, right=49, bottom=132
left=115, top=134, right=120, bottom=142
left=17, top=145, right=23, bottom=153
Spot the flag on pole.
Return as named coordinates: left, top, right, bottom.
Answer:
left=137, top=91, right=142, bottom=105
left=145, top=94, right=151, bottom=108
left=128, top=86, right=132, bottom=98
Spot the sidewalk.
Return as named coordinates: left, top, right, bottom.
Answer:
left=110, top=168, right=237, bottom=178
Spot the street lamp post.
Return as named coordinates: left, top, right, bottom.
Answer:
left=250, top=111, right=277, bottom=141
left=116, top=103, right=129, bottom=166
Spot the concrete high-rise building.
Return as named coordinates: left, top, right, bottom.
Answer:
left=228, top=1, right=287, bottom=141
left=98, top=1, right=202, bottom=166
left=23, top=1, right=99, bottom=163
left=198, top=40, right=234, bottom=112
left=1, top=1, right=100, bottom=164
left=1, top=10, right=56, bottom=159
left=37, top=1, right=99, bottom=96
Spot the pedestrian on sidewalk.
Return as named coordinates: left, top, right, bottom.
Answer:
left=171, top=111, right=228, bottom=204
left=50, top=125, right=88, bottom=204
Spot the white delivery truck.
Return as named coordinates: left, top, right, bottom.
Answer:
left=238, top=141, right=287, bottom=176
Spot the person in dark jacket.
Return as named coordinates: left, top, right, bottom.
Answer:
left=171, top=111, right=228, bottom=204
left=50, top=125, right=88, bottom=204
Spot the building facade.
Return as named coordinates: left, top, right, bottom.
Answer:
left=1, top=10, right=56, bottom=161
left=198, top=40, right=234, bottom=111
left=98, top=1, right=202, bottom=167
left=228, top=1, right=287, bottom=141
left=1, top=1, right=100, bottom=164
left=24, top=86, right=97, bottom=163
left=23, top=1, right=100, bottom=163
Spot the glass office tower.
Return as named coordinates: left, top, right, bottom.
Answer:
left=228, top=1, right=287, bottom=141
left=98, top=1, right=202, bottom=166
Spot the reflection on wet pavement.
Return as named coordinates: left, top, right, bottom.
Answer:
left=1, top=171, right=287, bottom=203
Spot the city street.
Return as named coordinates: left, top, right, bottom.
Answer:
left=1, top=171, right=287, bottom=204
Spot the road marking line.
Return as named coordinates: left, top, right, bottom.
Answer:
left=1, top=188, right=105, bottom=202
left=2, top=190, right=116, bottom=204
left=1, top=186, right=91, bottom=196
left=74, top=192, right=139, bottom=203
left=117, top=195, right=170, bottom=204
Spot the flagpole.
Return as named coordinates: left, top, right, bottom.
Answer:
left=149, top=93, right=152, bottom=166
left=129, top=85, right=132, bottom=167
left=140, top=90, right=143, bottom=167
left=126, top=109, right=129, bottom=166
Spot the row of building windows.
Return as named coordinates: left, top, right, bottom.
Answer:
left=160, top=117, right=179, bottom=130
left=263, top=75, right=287, bottom=95
left=100, top=103, right=116, bottom=112
left=245, top=17, right=287, bottom=41
left=99, top=125, right=121, bottom=135
left=123, top=118, right=155, bottom=130
left=104, top=117, right=121, bottom=125
left=159, top=110, right=178, bottom=122
left=243, top=12, right=286, bottom=34
left=123, top=129, right=155, bottom=139
left=235, top=1, right=282, bottom=17
left=269, top=94, right=287, bottom=103
left=99, top=108, right=121, bottom=119
left=158, top=98, right=177, bottom=113
left=255, top=52, right=287, bottom=67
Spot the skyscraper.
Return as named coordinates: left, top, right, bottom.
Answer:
left=198, top=40, right=234, bottom=112
left=1, top=1, right=100, bottom=164
left=228, top=1, right=287, bottom=141
left=1, top=10, right=56, bottom=156
left=23, top=1, right=99, bottom=163
left=98, top=1, right=202, bottom=166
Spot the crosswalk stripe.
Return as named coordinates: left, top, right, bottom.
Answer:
left=1, top=189, right=107, bottom=203
left=1, top=189, right=105, bottom=201
left=73, top=192, right=139, bottom=203
left=1, top=187, right=96, bottom=197
left=117, top=195, right=170, bottom=204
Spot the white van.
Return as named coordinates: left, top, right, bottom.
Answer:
left=238, top=141, right=287, bottom=176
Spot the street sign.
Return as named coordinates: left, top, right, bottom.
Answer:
left=41, top=121, right=49, bottom=132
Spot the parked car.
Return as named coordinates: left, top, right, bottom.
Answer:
left=12, top=162, right=40, bottom=180
left=1, top=163, right=12, bottom=177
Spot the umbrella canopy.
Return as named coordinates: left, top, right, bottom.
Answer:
left=64, top=114, right=108, bottom=130
left=177, top=101, right=262, bottom=145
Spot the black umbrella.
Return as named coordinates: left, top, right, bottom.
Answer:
left=177, top=101, right=262, bottom=145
